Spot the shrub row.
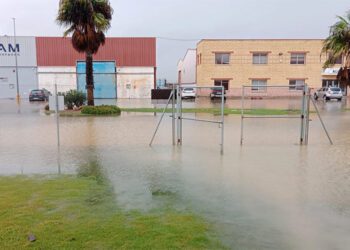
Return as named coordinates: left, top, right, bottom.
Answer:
left=81, top=105, right=121, bottom=115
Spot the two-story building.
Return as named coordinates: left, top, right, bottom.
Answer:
left=195, top=39, right=345, bottom=96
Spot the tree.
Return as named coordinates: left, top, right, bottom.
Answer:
left=57, top=0, right=113, bottom=106
left=322, top=13, right=350, bottom=85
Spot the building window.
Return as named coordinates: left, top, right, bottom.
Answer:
left=328, top=53, right=343, bottom=64
left=214, top=79, right=229, bottom=90
left=322, top=79, right=339, bottom=87
left=253, top=53, right=268, bottom=64
left=251, top=79, right=267, bottom=92
left=335, top=56, right=343, bottom=64
left=289, top=79, right=305, bottom=90
left=215, top=53, right=230, bottom=65
left=290, top=53, right=306, bottom=64
left=197, top=53, right=202, bottom=65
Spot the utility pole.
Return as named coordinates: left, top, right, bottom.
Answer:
left=13, top=18, right=20, bottom=104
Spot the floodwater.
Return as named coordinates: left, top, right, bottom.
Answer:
left=1, top=98, right=350, bottom=249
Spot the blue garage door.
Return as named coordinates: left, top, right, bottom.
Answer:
left=77, top=61, right=117, bottom=99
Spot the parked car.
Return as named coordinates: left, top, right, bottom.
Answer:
left=210, top=88, right=226, bottom=100
left=29, top=89, right=51, bottom=102
left=314, top=87, right=343, bottom=101
left=181, top=87, right=196, bottom=99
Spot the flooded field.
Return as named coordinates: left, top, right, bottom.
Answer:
left=1, top=98, right=350, bottom=249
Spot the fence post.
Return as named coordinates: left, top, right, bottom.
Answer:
left=304, top=86, right=311, bottom=145
left=55, top=84, right=60, bottom=147
left=55, top=84, right=61, bottom=174
left=176, top=85, right=182, bottom=145
left=240, top=86, right=245, bottom=145
left=300, top=85, right=306, bottom=145
left=172, top=84, right=176, bottom=145
left=221, top=86, right=225, bottom=154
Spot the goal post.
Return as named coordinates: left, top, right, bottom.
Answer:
left=150, top=84, right=225, bottom=154
left=240, top=84, right=310, bottom=145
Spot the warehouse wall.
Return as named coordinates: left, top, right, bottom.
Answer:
left=37, top=67, right=76, bottom=94
left=0, top=36, right=38, bottom=98
left=0, top=67, right=38, bottom=98
left=0, top=36, right=37, bottom=67
left=117, top=67, right=154, bottom=98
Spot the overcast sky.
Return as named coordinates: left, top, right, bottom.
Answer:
left=1, top=0, right=350, bottom=81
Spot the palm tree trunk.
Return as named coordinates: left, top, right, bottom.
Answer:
left=86, top=51, right=94, bottom=106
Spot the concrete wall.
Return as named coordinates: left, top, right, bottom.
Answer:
left=37, top=67, right=76, bottom=94
left=117, top=67, right=154, bottom=98
left=196, top=39, right=342, bottom=96
left=177, top=49, right=196, bottom=84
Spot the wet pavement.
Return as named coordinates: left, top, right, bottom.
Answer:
left=1, top=98, right=350, bottom=249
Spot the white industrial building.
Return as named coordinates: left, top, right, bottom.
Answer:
left=177, top=49, right=196, bottom=84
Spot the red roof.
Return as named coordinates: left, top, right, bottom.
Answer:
left=36, top=37, right=156, bottom=67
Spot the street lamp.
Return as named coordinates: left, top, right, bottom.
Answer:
left=12, top=18, right=20, bottom=103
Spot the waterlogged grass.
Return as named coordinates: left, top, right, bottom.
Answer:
left=0, top=176, right=224, bottom=249
left=45, top=107, right=301, bottom=116
left=121, top=107, right=301, bottom=116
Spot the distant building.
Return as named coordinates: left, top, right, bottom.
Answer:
left=177, top=49, right=196, bottom=85
left=196, top=39, right=346, bottom=96
left=0, top=36, right=157, bottom=99
left=156, top=79, right=167, bottom=88
left=0, top=36, right=37, bottom=99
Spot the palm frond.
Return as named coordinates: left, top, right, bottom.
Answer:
left=322, top=13, right=350, bottom=70
left=57, top=0, right=113, bottom=54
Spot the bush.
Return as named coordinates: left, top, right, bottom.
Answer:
left=62, top=90, right=86, bottom=110
left=81, top=105, right=121, bottom=115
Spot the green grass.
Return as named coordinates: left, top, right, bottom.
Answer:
left=0, top=175, right=224, bottom=249
left=121, top=107, right=301, bottom=116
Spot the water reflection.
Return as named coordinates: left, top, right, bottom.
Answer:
left=77, top=158, right=106, bottom=184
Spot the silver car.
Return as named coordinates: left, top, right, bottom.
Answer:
left=314, top=87, right=343, bottom=101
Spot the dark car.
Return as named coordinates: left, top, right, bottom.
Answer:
left=29, top=89, right=51, bottom=102
left=210, top=88, right=226, bottom=100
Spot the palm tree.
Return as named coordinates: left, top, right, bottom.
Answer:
left=322, top=13, right=350, bottom=86
left=57, top=0, right=113, bottom=106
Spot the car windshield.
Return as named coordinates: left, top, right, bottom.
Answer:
left=31, top=90, right=43, bottom=94
left=183, top=88, right=194, bottom=91
left=330, top=87, right=341, bottom=91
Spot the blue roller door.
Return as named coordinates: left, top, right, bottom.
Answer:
left=77, top=61, right=117, bottom=99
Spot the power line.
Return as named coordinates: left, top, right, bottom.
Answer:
left=156, top=36, right=200, bottom=42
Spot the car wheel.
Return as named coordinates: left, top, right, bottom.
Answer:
left=323, top=96, right=328, bottom=102
left=314, top=94, right=318, bottom=100
left=338, top=98, right=342, bottom=102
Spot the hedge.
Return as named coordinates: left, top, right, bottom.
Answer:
left=81, top=105, right=121, bottom=115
